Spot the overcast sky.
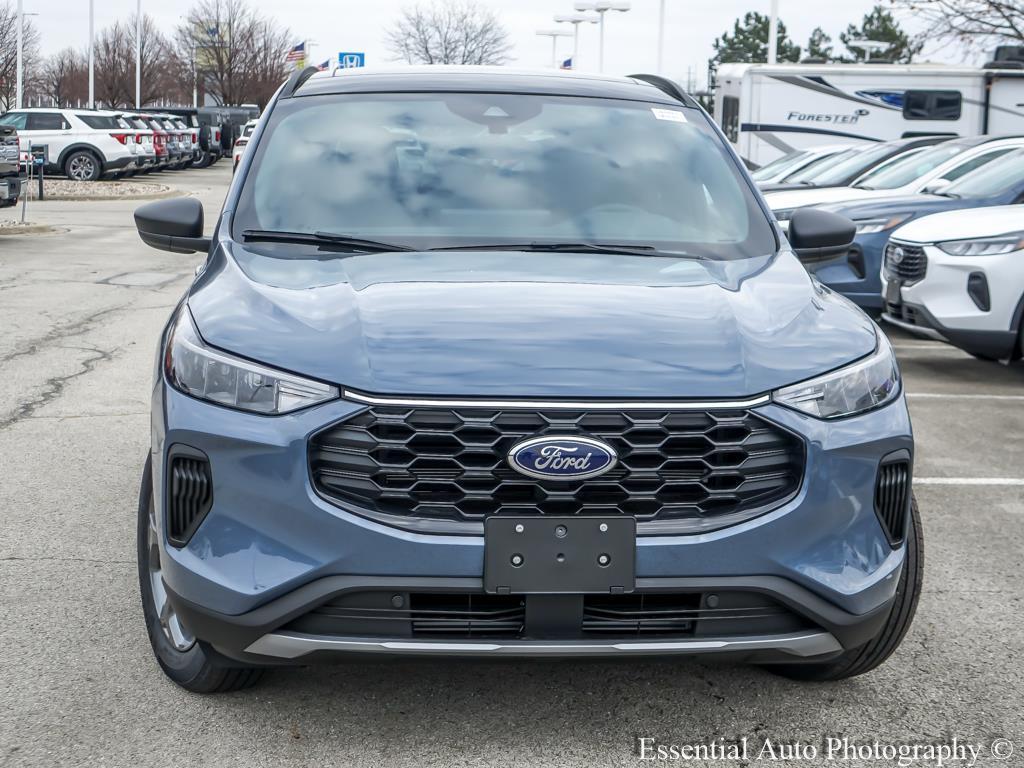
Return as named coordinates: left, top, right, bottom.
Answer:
left=33, top=0, right=974, bottom=88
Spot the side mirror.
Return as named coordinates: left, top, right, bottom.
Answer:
left=787, top=208, right=856, bottom=262
left=134, top=197, right=212, bottom=254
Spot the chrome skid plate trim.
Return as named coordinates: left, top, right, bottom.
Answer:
left=343, top=390, right=772, bottom=411
left=245, top=630, right=841, bottom=659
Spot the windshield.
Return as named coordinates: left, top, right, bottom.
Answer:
left=233, top=92, right=774, bottom=260
left=854, top=143, right=967, bottom=190
left=751, top=150, right=810, bottom=181
left=943, top=148, right=1024, bottom=198
left=789, top=143, right=902, bottom=186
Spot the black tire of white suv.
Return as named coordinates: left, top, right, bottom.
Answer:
left=137, top=457, right=265, bottom=693
left=64, top=149, right=102, bottom=182
left=766, top=495, right=923, bottom=681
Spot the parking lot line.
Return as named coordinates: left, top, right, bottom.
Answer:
left=915, top=477, right=1024, bottom=485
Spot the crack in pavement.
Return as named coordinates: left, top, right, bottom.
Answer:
left=0, top=304, right=127, bottom=366
left=0, top=345, right=117, bottom=431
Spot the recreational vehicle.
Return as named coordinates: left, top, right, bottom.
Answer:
left=713, top=60, right=1024, bottom=168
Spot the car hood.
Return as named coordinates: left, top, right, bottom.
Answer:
left=817, top=193, right=973, bottom=220
left=764, top=186, right=881, bottom=211
left=186, top=244, right=877, bottom=399
left=891, top=204, right=1024, bottom=243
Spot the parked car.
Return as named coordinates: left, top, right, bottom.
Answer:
left=132, top=67, right=920, bottom=693
left=116, top=114, right=156, bottom=173
left=758, top=136, right=948, bottom=193
left=134, top=114, right=172, bottom=170
left=881, top=205, right=1024, bottom=361
left=803, top=147, right=1024, bottom=312
left=164, top=108, right=219, bottom=168
left=750, top=144, right=854, bottom=185
left=768, top=135, right=1024, bottom=217
left=0, top=107, right=141, bottom=180
left=232, top=119, right=257, bottom=171
left=0, top=124, right=24, bottom=208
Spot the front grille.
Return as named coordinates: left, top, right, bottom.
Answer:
left=282, top=590, right=813, bottom=641
left=875, top=460, right=911, bottom=547
left=310, top=404, right=804, bottom=532
left=166, top=453, right=213, bottom=546
left=884, top=242, right=927, bottom=284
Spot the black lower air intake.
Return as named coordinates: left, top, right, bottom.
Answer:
left=875, top=458, right=911, bottom=547
left=167, top=449, right=213, bottom=546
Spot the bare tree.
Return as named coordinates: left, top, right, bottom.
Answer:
left=0, top=1, right=42, bottom=110
left=129, top=14, right=178, bottom=107
left=94, top=22, right=134, bottom=107
left=41, top=47, right=87, bottom=107
left=895, top=0, right=1024, bottom=53
left=386, top=0, right=513, bottom=65
left=176, top=0, right=293, bottom=107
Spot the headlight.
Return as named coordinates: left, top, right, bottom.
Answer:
left=853, top=214, right=911, bottom=235
left=773, top=333, right=900, bottom=419
left=164, top=306, right=338, bottom=414
left=937, top=232, right=1024, bottom=257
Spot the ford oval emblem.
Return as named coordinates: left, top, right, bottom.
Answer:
left=507, top=435, right=618, bottom=481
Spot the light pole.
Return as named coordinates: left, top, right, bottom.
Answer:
left=536, top=29, right=573, bottom=68
left=88, top=0, right=95, bottom=109
left=15, top=0, right=22, bottom=109
left=767, top=0, right=778, bottom=64
left=553, top=12, right=598, bottom=70
left=574, top=1, right=630, bottom=73
left=135, top=0, right=141, bottom=108
left=849, top=40, right=888, bottom=62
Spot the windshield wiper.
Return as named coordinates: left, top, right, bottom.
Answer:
left=242, top=229, right=414, bottom=253
left=429, top=241, right=704, bottom=259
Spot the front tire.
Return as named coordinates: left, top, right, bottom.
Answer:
left=768, top=495, right=924, bottom=681
left=137, top=456, right=264, bottom=693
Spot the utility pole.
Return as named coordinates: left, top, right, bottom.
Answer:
left=135, top=0, right=141, bottom=108
left=88, top=0, right=95, bottom=109
left=767, top=0, right=779, bottom=64
left=15, top=0, right=23, bottom=109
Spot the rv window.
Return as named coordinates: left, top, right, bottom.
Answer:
left=721, top=96, right=739, bottom=143
left=903, top=90, right=962, bottom=121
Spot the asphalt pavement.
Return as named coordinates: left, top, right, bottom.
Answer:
left=0, top=166, right=1022, bottom=767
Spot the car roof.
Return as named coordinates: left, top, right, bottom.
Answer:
left=294, top=66, right=688, bottom=106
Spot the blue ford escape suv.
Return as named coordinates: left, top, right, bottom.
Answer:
left=134, top=67, right=922, bottom=693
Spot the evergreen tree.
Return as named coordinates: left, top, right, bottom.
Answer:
left=711, top=12, right=801, bottom=66
left=806, top=27, right=833, bottom=60
left=840, top=5, right=921, bottom=63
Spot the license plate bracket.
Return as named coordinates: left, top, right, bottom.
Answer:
left=484, top=516, right=636, bottom=595
left=885, top=278, right=903, bottom=307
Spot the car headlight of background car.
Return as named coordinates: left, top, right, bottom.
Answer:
left=937, top=231, right=1024, bottom=257
left=773, top=333, right=900, bottom=419
left=852, top=214, right=912, bottom=235
left=164, top=306, right=338, bottom=414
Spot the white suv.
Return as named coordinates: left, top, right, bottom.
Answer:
left=0, top=108, right=139, bottom=181
left=882, top=205, right=1024, bottom=362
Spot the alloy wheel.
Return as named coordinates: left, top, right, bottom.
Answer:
left=147, top=504, right=195, bottom=652
left=68, top=155, right=96, bottom=181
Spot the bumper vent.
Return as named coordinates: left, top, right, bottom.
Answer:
left=310, top=404, right=804, bottom=533
left=875, top=459, right=910, bottom=547
left=281, top=590, right=812, bottom=641
left=884, top=242, right=927, bottom=284
left=167, top=452, right=213, bottom=546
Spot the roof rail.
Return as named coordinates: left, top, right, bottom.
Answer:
left=626, top=74, right=697, bottom=106
left=282, top=65, right=320, bottom=98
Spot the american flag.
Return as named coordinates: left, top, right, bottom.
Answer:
left=560, top=57, right=573, bottom=70
left=285, top=42, right=306, bottom=62
left=316, top=59, right=331, bottom=71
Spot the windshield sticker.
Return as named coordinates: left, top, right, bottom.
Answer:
left=651, top=108, right=688, bottom=123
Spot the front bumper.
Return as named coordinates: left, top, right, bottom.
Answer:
left=154, top=381, right=912, bottom=662
left=881, top=243, right=1022, bottom=359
